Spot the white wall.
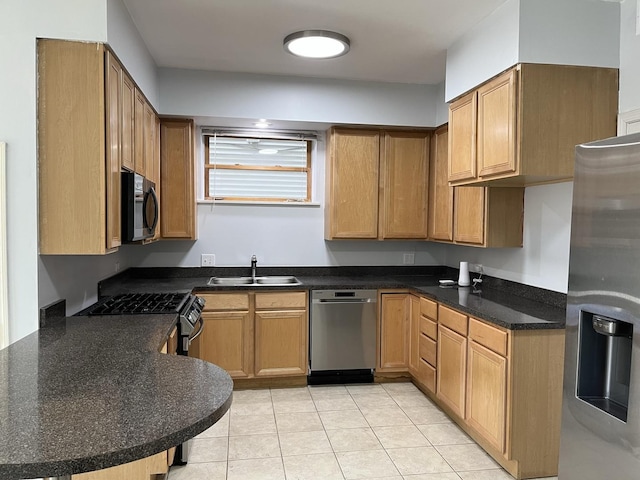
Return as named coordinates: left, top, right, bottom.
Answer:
left=445, top=182, right=573, bottom=293
left=620, top=0, right=640, bottom=113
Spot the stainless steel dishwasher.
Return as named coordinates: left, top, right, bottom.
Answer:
left=309, top=289, right=377, bottom=384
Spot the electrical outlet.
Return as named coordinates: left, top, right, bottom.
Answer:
left=114, top=261, right=120, bottom=273
left=475, top=263, right=483, bottom=274
left=201, top=254, right=215, bottom=267
left=403, top=253, right=415, bottom=265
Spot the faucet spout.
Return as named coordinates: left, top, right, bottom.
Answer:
left=251, top=255, right=257, bottom=282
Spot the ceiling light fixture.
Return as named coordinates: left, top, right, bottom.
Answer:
left=254, top=119, right=271, bottom=128
left=259, top=148, right=279, bottom=155
left=284, top=30, right=350, bottom=59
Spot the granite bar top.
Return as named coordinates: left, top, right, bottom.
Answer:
left=0, top=314, right=233, bottom=479
left=99, top=267, right=565, bottom=330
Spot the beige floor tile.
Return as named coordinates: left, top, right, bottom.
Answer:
left=232, top=388, right=272, bottom=403
left=418, top=424, right=472, bottom=446
left=313, top=395, right=359, bottom=412
left=229, top=413, right=277, bottom=436
left=352, top=392, right=397, bottom=409
left=230, top=400, right=274, bottom=416
left=228, top=433, right=281, bottom=460
left=283, top=452, right=344, bottom=480
left=360, top=406, right=413, bottom=427
left=386, top=446, right=453, bottom=475
left=272, top=399, right=317, bottom=414
left=197, top=412, right=229, bottom=438
left=390, top=393, right=436, bottom=408
left=271, top=387, right=312, bottom=401
left=436, top=444, right=500, bottom=472
left=457, top=469, right=514, bottom=479
left=279, top=430, right=333, bottom=456
left=381, top=382, right=421, bottom=395
left=275, top=411, right=324, bottom=433
left=309, top=385, right=350, bottom=397
left=402, top=407, right=452, bottom=425
left=189, top=437, right=228, bottom=463
left=336, top=450, right=401, bottom=479
left=402, top=474, right=461, bottom=480
left=346, top=383, right=387, bottom=394
left=227, top=457, right=285, bottom=480
left=319, top=409, right=370, bottom=430
left=326, top=427, right=383, bottom=452
left=372, top=425, right=430, bottom=448
left=168, top=461, right=228, bottom=480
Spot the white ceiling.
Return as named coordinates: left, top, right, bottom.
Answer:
left=122, top=0, right=509, bottom=85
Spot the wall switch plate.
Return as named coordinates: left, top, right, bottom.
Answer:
left=201, top=254, right=215, bottom=267
left=403, top=253, right=415, bottom=265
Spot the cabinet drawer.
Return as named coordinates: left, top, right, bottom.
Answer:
left=418, top=358, right=436, bottom=393
left=255, top=292, right=307, bottom=310
left=439, top=305, right=468, bottom=336
left=420, top=297, right=437, bottom=319
left=420, top=315, right=437, bottom=340
left=419, top=334, right=437, bottom=366
left=198, top=293, right=250, bottom=311
left=469, top=317, right=508, bottom=357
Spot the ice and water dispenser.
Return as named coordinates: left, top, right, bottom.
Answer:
left=577, top=311, right=633, bottom=422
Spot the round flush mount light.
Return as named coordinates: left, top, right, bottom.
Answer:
left=254, top=119, right=272, bottom=128
left=284, top=30, right=350, bottom=59
left=259, top=148, right=279, bottom=155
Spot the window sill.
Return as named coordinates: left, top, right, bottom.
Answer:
left=198, top=199, right=321, bottom=207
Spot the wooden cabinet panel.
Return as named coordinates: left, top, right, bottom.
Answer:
left=199, top=293, right=250, bottom=311
left=439, top=305, right=468, bottom=336
left=408, top=295, right=421, bottom=376
left=454, top=186, right=486, bottom=245
left=449, top=91, right=477, bottom=182
left=143, top=101, right=156, bottom=181
left=105, top=50, right=122, bottom=252
left=420, top=316, right=437, bottom=341
left=420, top=297, right=437, bottom=320
left=134, top=89, right=146, bottom=176
left=419, top=334, right=437, bottom=366
left=255, top=310, right=307, bottom=377
left=469, top=317, right=508, bottom=356
left=255, top=292, right=306, bottom=309
left=380, top=132, right=429, bottom=239
left=121, top=72, right=135, bottom=172
left=200, top=310, right=252, bottom=378
left=326, top=128, right=380, bottom=239
left=379, top=294, right=410, bottom=371
left=477, top=69, right=517, bottom=178
left=466, top=340, right=508, bottom=453
left=160, top=119, right=196, bottom=239
left=437, top=325, right=467, bottom=418
left=418, top=358, right=436, bottom=394
left=429, top=124, right=454, bottom=241
left=72, top=456, right=148, bottom=480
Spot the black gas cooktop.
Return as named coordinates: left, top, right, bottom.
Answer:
left=85, top=292, right=189, bottom=315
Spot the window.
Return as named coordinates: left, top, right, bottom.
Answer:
left=204, top=134, right=312, bottom=202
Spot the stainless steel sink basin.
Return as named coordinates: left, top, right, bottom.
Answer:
left=207, top=275, right=302, bottom=286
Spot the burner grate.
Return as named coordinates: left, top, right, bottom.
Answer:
left=87, top=292, right=189, bottom=315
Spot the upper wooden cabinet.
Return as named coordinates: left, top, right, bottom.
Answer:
left=325, top=128, right=429, bottom=240
left=38, top=39, right=121, bottom=255
left=429, top=125, right=454, bottom=242
left=448, top=63, right=618, bottom=187
left=160, top=118, right=197, bottom=240
left=121, top=72, right=135, bottom=172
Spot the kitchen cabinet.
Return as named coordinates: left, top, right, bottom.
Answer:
left=160, top=118, right=197, bottom=239
left=193, top=291, right=308, bottom=382
left=38, top=39, right=121, bottom=255
left=325, top=128, right=429, bottom=240
left=408, top=295, right=420, bottom=377
left=414, top=297, right=438, bottom=394
left=134, top=90, right=147, bottom=177
left=378, top=293, right=410, bottom=372
left=121, top=72, right=135, bottom=172
left=448, top=63, right=618, bottom=187
left=429, top=124, right=524, bottom=247
left=436, top=305, right=468, bottom=418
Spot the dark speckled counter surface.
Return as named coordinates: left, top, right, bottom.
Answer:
left=0, top=314, right=232, bottom=479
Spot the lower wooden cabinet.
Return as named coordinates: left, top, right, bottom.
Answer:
left=378, top=293, right=410, bottom=372
left=408, top=295, right=421, bottom=376
left=193, top=291, right=308, bottom=380
left=437, top=324, right=467, bottom=418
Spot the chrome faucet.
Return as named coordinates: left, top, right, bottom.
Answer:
left=251, top=255, right=257, bottom=283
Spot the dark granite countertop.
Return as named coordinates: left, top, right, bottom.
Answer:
left=0, top=314, right=233, bottom=479
left=99, top=267, right=566, bottom=330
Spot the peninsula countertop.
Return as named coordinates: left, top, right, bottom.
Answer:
left=0, top=314, right=233, bottom=479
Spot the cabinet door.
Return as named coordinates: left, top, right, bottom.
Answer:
left=134, top=89, right=146, bottom=176
left=429, top=125, right=453, bottom=241
left=408, top=295, right=420, bottom=376
left=449, top=91, right=477, bottom=182
left=152, top=115, right=161, bottom=241
left=105, top=51, right=122, bottom=252
left=477, top=69, right=517, bottom=178
left=326, top=129, right=380, bottom=239
left=144, top=102, right=156, bottom=182
left=160, top=119, right=197, bottom=239
left=255, top=310, right=307, bottom=377
left=380, top=132, right=429, bottom=239
left=199, top=311, right=252, bottom=378
left=72, top=456, right=149, bottom=480
left=453, top=186, right=486, bottom=245
left=379, top=294, right=409, bottom=371
left=121, top=72, right=135, bottom=172
left=466, top=340, right=508, bottom=453
left=437, top=325, right=467, bottom=418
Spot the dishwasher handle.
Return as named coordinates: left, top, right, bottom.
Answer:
left=312, top=298, right=377, bottom=304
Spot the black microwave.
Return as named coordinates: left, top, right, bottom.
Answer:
left=121, top=172, right=158, bottom=242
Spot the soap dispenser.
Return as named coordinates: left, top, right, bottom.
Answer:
left=458, top=261, right=470, bottom=287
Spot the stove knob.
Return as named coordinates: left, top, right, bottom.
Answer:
left=195, top=296, right=205, bottom=308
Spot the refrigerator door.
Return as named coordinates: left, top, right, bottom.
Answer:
left=559, top=133, right=640, bottom=479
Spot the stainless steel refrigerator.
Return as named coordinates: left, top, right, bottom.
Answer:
left=559, top=132, right=640, bottom=478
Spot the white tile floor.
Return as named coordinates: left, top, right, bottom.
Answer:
left=168, top=383, right=559, bottom=480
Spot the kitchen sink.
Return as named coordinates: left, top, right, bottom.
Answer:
left=207, top=276, right=302, bottom=286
